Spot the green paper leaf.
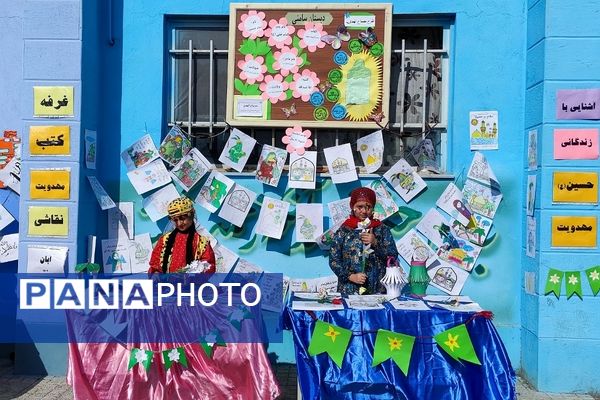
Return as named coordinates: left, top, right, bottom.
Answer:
left=434, top=324, right=481, bottom=365
left=586, top=266, right=600, bottom=295
left=545, top=268, right=564, bottom=298
left=565, top=271, right=583, bottom=300
left=239, top=39, right=256, bottom=55
left=284, top=74, right=294, bottom=83
left=285, top=89, right=293, bottom=101
left=266, top=51, right=277, bottom=73
left=292, top=35, right=302, bottom=52
left=372, top=329, right=415, bottom=375
left=299, top=52, right=310, bottom=67
left=254, top=39, right=271, bottom=56
left=234, top=78, right=247, bottom=95
left=307, top=320, right=352, bottom=368
left=245, top=84, right=261, bottom=95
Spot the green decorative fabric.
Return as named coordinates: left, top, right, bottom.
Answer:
left=434, top=324, right=481, bottom=365
left=307, top=320, right=352, bottom=368
left=544, top=268, right=564, bottom=298
left=372, top=329, right=415, bottom=375
left=565, top=271, right=582, bottom=300
left=586, top=266, right=600, bottom=296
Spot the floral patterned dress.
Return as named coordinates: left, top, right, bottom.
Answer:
left=329, top=224, right=399, bottom=295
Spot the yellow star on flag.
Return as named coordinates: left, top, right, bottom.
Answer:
left=589, top=270, right=600, bottom=281
left=445, top=333, right=460, bottom=352
left=387, top=336, right=403, bottom=351
left=324, top=326, right=341, bottom=343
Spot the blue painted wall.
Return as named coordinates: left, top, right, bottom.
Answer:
left=523, top=0, right=600, bottom=393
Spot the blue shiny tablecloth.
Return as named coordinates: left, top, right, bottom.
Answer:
left=283, top=301, right=516, bottom=400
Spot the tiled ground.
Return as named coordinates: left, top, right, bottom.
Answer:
left=1, top=358, right=598, bottom=399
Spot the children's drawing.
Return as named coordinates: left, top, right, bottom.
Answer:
left=219, top=128, right=256, bottom=172
left=526, top=216, right=536, bottom=258
left=87, top=176, right=117, bottom=210
left=84, top=129, right=96, bottom=169
left=526, top=175, right=536, bottom=216
left=435, top=232, right=481, bottom=272
left=255, top=197, right=290, bottom=239
left=427, top=259, right=469, bottom=296
left=451, top=214, right=492, bottom=247
left=255, top=144, right=288, bottom=186
left=467, top=151, right=500, bottom=191
left=327, top=197, right=351, bottom=226
left=171, top=148, right=213, bottom=191
left=126, top=159, right=172, bottom=195
left=107, top=202, right=134, bottom=239
left=395, top=229, right=435, bottom=265
left=213, top=243, right=239, bottom=273
left=410, top=138, right=439, bottom=173
left=436, top=183, right=475, bottom=227
left=469, top=111, right=499, bottom=150
left=324, top=143, right=358, bottom=184
left=462, top=179, right=503, bottom=219
left=159, top=125, right=192, bottom=166
left=128, top=233, right=153, bottom=273
left=383, top=158, right=427, bottom=202
left=218, top=184, right=257, bottom=227
left=101, top=238, right=131, bottom=274
left=369, top=180, right=398, bottom=220
left=416, top=208, right=453, bottom=250
left=356, top=130, right=383, bottom=173
left=121, top=134, right=159, bottom=171
left=197, top=171, right=235, bottom=213
left=295, top=203, right=323, bottom=243
left=142, top=184, right=180, bottom=222
left=288, top=151, right=317, bottom=189
left=528, top=130, right=537, bottom=171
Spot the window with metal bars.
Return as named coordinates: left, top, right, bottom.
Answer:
left=166, top=17, right=450, bottom=174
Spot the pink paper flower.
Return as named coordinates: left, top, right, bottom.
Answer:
left=272, top=46, right=303, bottom=77
left=297, top=22, right=327, bottom=52
left=264, top=17, right=295, bottom=49
left=289, top=69, right=320, bottom=102
left=238, top=10, right=267, bottom=39
left=260, top=74, right=289, bottom=104
left=283, top=125, right=313, bottom=155
left=237, top=54, right=267, bottom=84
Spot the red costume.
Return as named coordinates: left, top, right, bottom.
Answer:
left=148, top=230, right=215, bottom=274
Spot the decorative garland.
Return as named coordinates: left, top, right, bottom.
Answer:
left=545, top=266, right=600, bottom=299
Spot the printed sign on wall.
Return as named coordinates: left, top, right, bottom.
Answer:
left=28, top=206, right=69, bottom=237
left=551, top=216, right=597, bottom=248
left=29, top=126, right=70, bottom=156
left=33, top=86, right=74, bottom=117
left=552, top=171, right=598, bottom=204
left=553, top=129, right=599, bottom=160
left=29, top=169, right=71, bottom=200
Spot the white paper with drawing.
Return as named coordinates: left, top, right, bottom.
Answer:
left=121, top=134, right=159, bottom=171
left=295, top=203, right=323, bottom=242
left=324, top=143, right=358, bottom=184
left=128, top=233, right=153, bottom=273
left=0, top=233, right=19, bottom=263
left=427, top=260, right=469, bottom=296
left=357, top=130, right=383, bottom=173
left=108, top=202, right=134, bottom=239
left=255, top=144, right=288, bottom=187
left=313, top=275, right=339, bottom=293
left=467, top=152, right=500, bottom=190
left=170, top=148, right=213, bottom=192
left=288, top=151, right=317, bottom=189
left=218, top=128, right=256, bottom=172
left=196, top=171, right=235, bottom=213
left=87, top=176, right=117, bottom=210
left=369, top=180, right=399, bottom=220
left=416, top=208, right=453, bottom=249
left=395, top=229, right=436, bottom=265
left=0, top=203, right=15, bottom=232
left=462, top=179, right=503, bottom=219
left=451, top=213, right=492, bottom=247
left=142, top=183, right=180, bottom=222
left=383, top=158, right=427, bottom=202
left=26, top=245, right=68, bottom=273
left=213, top=243, right=239, bottom=273
left=84, top=129, right=97, bottom=170
left=327, top=197, right=351, bottom=226
left=101, top=238, right=131, bottom=273
left=217, top=183, right=256, bottom=227
left=255, top=197, right=290, bottom=239
left=436, top=183, right=473, bottom=227
left=126, top=159, right=171, bottom=195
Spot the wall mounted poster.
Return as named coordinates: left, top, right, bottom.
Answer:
left=29, top=169, right=71, bottom=200
left=29, top=126, right=70, bottom=156
left=553, top=128, right=599, bottom=160
left=551, top=216, right=597, bottom=248
left=469, top=111, right=499, bottom=150
left=28, top=206, right=69, bottom=237
left=226, top=4, right=392, bottom=128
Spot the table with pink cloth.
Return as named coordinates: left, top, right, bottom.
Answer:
left=65, top=297, right=281, bottom=400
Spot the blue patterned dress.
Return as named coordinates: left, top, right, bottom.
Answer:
left=329, top=224, right=399, bottom=295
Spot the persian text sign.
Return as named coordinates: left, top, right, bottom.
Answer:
left=556, top=89, right=600, bottom=120
left=552, top=171, right=598, bottom=204
left=551, top=216, right=597, bottom=248
left=554, top=129, right=599, bottom=159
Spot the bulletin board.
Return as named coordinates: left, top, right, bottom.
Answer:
left=226, top=3, right=392, bottom=128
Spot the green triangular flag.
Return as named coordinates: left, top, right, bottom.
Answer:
left=162, top=347, right=188, bottom=370
left=565, top=271, right=582, bottom=300
left=75, top=262, right=101, bottom=273
left=128, top=348, right=154, bottom=371
left=372, top=329, right=415, bottom=375
left=228, top=306, right=254, bottom=332
left=307, top=320, right=352, bottom=368
left=585, top=266, right=600, bottom=296
left=199, top=331, right=227, bottom=359
left=434, top=324, right=481, bottom=365
left=544, top=268, right=564, bottom=298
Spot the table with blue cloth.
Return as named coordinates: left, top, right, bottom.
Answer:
left=283, top=297, right=516, bottom=400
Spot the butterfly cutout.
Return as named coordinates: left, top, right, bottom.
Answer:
left=368, top=112, right=385, bottom=123
left=359, top=27, right=377, bottom=47
left=321, top=25, right=351, bottom=50
left=281, top=104, right=297, bottom=119
left=318, top=81, right=333, bottom=93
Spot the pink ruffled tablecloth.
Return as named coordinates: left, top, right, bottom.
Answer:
left=67, top=341, right=281, bottom=400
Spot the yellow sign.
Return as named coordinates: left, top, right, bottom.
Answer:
left=28, top=206, right=69, bottom=237
left=553, top=171, right=598, bottom=204
left=29, top=169, right=71, bottom=200
left=33, top=86, right=74, bottom=117
left=29, top=126, right=70, bottom=156
left=551, top=216, right=597, bottom=248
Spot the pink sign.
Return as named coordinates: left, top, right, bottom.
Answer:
left=556, top=89, right=600, bottom=120
left=554, top=128, right=599, bottom=160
